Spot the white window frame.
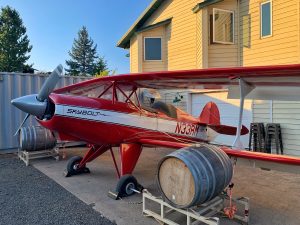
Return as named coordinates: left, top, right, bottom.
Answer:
left=212, top=8, right=235, bottom=45
left=260, top=0, right=272, bottom=39
left=144, top=37, right=163, bottom=61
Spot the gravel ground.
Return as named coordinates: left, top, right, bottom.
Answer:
left=0, top=155, right=116, bottom=225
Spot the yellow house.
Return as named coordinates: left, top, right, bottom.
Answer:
left=117, top=0, right=300, bottom=156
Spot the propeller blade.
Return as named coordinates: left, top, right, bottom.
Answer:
left=14, top=113, right=30, bottom=136
left=37, top=64, right=63, bottom=102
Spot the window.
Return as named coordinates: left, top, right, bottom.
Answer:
left=261, top=1, right=272, bottom=38
left=213, top=8, right=234, bottom=44
left=144, top=37, right=162, bottom=61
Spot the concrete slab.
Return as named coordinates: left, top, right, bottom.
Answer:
left=33, top=147, right=300, bottom=225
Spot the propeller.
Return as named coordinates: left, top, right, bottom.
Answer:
left=11, top=64, right=63, bottom=136
left=14, top=113, right=30, bottom=136
left=37, top=65, right=63, bottom=101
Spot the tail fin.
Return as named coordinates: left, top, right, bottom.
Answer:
left=199, top=101, right=221, bottom=125
left=199, top=101, right=249, bottom=136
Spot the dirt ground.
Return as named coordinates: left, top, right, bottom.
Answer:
left=33, top=147, right=300, bottom=225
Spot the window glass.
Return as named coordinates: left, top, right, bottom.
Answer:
left=144, top=38, right=162, bottom=60
left=213, top=9, right=234, bottom=44
left=261, top=2, right=272, bottom=37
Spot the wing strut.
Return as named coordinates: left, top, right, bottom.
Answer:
left=232, top=78, right=254, bottom=149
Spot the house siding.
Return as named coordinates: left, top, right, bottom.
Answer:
left=131, top=0, right=199, bottom=109
left=207, top=0, right=239, bottom=68
left=273, top=101, right=300, bottom=156
left=239, top=0, right=300, bottom=66
left=196, top=10, right=204, bottom=68
left=253, top=100, right=300, bottom=156
left=243, top=0, right=300, bottom=156
left=130, top=35, right=139, bottom=73
left=252, top=100, right=270, bottom=123
left=140, top=26, right=168, bottom=72
left=139, top=0, right=199, bottom=71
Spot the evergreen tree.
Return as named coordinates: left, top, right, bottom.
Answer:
left=0, top=6, right=32, bottom=72
left=93, top=56, right=108, bottom=75
left=22, top=64, right=34, bottom=73
left=66, top=26, right=98, bottom=76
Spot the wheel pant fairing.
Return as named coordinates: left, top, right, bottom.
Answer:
left=120, top=143, right=142, bottom=176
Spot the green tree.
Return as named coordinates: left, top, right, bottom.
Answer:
left=93, top=56, right=108, bottom=75
left=66, top=26, right=100, bottom=76
left=95, top=69, right=117, bottom=78
left=22, top=63, right=34, bottom=73
left=0, top=6, right=32, bottom=72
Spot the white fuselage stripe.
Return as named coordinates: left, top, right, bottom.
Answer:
left=54, top=104, right=208, bottom=140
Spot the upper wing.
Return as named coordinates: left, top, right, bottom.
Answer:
left=54, top=64, right=300, bottom=100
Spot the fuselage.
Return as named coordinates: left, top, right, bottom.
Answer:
left=38, top=93, right=212, bottom=146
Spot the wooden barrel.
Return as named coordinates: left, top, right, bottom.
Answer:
left=20, top=126, right=57, bottom=151
left=157, top=145, right=233, bottom=208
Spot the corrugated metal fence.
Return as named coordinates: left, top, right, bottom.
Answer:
left=0, top=72, right=91, bottom=151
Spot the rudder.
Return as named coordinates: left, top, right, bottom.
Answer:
left=199, top=101, right=220, bottom=125
left=199, top=101, right=249, bottom=136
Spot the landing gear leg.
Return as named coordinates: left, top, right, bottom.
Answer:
left=65, top=145, right=109, bottom=177
left=108, top=143, right=143, bottom=200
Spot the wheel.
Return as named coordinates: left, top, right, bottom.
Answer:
left=115, top=175, right=138, bottom=197
left=66, top=156, right=89, bottom=177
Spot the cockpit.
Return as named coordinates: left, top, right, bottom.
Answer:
left=138, top=89, right=178, bottom=119
left=60, top=81, right=178, bottom=119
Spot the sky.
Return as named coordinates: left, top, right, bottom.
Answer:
left=0, top=0, right=152, bottom=74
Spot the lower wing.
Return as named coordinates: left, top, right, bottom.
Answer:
left=138, top=139, right=300, bottom=174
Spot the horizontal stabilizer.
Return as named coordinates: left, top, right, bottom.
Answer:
left=208, top=124, right=249, bottom=136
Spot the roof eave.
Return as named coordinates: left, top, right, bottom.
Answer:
left=117, top=0, right=165, bottom=49
left=136, top=17, right=172, bottom=34
left=192, top=0, right=224, bottom=13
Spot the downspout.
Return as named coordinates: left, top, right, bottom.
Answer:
left=270, top=100, right=273, bottom=123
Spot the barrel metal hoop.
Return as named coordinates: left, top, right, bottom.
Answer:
left=167, top=147, right=217, bottom=206
left=190, top=148, right=217, bottom=202
left=208, top=146, right=233, bottom=191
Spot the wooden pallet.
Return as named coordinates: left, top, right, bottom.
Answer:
left=142, top=190, right=249, bottom=225
left=18, top=148, right=59, bottom=166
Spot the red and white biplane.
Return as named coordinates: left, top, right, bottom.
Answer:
left=11, top=64, right=300, bottom=199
